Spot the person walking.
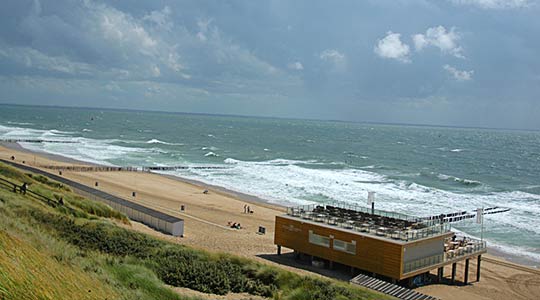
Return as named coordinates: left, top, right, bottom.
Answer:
left=20, top=183, right=27, bottom=195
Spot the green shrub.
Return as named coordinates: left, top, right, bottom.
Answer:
left=106, top=263, right=188, bottom=300
left=26, top=173, right=71, bottom=191
left=64, top=195, right=128, bottom=222
left=28, top=210, right=161, bottom=258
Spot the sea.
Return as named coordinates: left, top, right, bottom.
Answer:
left=1, top=104, right=539, bottom=266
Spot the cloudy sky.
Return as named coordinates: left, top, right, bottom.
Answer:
left=1, top=0, right=539, bottom=129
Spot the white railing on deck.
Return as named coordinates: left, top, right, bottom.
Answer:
left=286, top=203, right=451, bottom=242
left=403, top=240, right=486, bottom=274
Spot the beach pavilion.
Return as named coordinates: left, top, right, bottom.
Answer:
left=274, top=202, right=491, bottom=286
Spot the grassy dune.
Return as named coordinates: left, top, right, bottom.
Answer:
left=0, top=230, right=118, bottom=300
left=0, top=162, right=389, bottom=300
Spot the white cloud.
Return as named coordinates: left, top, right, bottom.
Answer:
left=151, top=65, right=161, bottom=77
left=374, top=32, right=411, bottom=63
left=413, top=26, right=464, bottom=58
left=287, top=61, right=304, bottom=70
left=99, top=6, right=158, bottom=56
left=443, top=64, right=474, bottom=81
left=196, top=18, right=213, bottom=42
left=320, top=49, right=345, bottom=63
left=142, top=6, right=173, bottom=31
left=0, top=44, right=94, bottom=75
left=450, top=0, right=531, bottom=9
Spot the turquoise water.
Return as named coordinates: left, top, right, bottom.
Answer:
left=1, top=104, right=539, bottom=264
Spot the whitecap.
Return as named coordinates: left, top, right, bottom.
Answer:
left=7, top=121, right=34, bottom=126
left=146, top=139, right=184, bottom=146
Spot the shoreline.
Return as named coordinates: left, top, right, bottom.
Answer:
left=1, top=141, right=537, bottom=268
left=0, top=141, right=285, bottom=211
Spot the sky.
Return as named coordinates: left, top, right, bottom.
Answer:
left=0, top=0, right=539, bottom=129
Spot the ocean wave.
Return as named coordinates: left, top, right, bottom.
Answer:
left=146, top=139, right=184, bottom=146
left=7, top=121, right=34, bottom=126
left=450, top=148, right=464, bottom=152
left=204, top=151, right=219, bottom=157
left=436, top=173, right=482, bottom=186
left=0, top=124, right=74, bottom=140
left=82, top=128, right=92, bottom=132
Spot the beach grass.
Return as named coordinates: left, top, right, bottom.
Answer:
left=0, top=162, right=390, bottom=300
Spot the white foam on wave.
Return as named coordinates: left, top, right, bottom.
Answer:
left=0, top=124, right=163, bottom=166
left=7, top=121, right=34, bottom=126
left=146, top=139, right=184, bottom=146
left=204, top=152, right=219, bottom=157
left=0, top=124, right=73, bottom=139
left=436, top=173, right=482, bottom=186
left=450, top=148, right=464, bottom=152
left=172, top=157, right=540, bottom=263
left=82, top=128, right=92, bottom=132
left=489, top=243, right=540, bottom=265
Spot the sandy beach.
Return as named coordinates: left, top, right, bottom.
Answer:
left=1, top=144, right=539, bottom=300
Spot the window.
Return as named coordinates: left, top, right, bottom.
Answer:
left=309, top=230, right=330, bottom=248
left=333, top=239, right=356, bottom=254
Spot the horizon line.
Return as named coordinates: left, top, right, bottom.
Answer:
left=0, top=102, right=537, bottom=133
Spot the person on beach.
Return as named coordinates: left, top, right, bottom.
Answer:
left=244, top=204, right=247, bottom=213
left=203, top=189, right=209, bottom=194
left=10, top=155, right=15, bottom=160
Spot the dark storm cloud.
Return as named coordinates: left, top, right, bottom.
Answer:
left=0, top=0, right=539, bottom=129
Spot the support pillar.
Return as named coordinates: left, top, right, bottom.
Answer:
left=277, top=245, right=281, bottom=255
left=477, top=255, right=482, bottom=282
left=437, top=267, right=444, bottom=283
left=464, top=258, right=470, bottom=285
left=451, top=262, right=457, bottom=284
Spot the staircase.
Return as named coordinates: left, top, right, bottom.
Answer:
left=350, top=273, right=438, bottom=300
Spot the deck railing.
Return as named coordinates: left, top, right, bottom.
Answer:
left=402, top=239, right=487, bottom=274
left=286, top=203, right=451, bottom=242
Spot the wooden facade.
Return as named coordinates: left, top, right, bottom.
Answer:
left=275, top=215, right=466, bottom=280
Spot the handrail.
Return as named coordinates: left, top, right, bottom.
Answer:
left=286, top=203, right=451, bottom=241
left=403, top=240, right=487, bottom=274
left=0, top=175, right=59, bottom=207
